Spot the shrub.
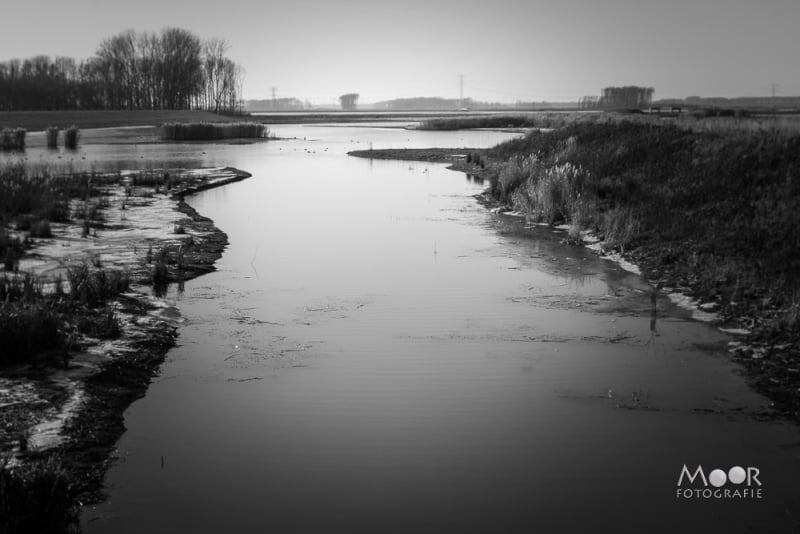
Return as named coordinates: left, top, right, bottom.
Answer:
left=66, top=264, right=129, bottom=307
left=132, top=172, right=165, bottom=187
left=41, top=200, right=70, bottom=224
left=0, top=128, right=26, bottom=150
left=151, top=247, right=169, bottom=286
left=0, top=230, right=22, bottom=272
left=0, top=163, right=81, bottom=226
left=45, top=126, right=59, bottom=148
left=0, top=302, right=62, bottom=363
left=495, top=155, right=531, bottom=203
left=73, top=202, right=104, bottom=222
left=101, top=306, right=121, bottom=338
left=0, top=456, right=77, bottom=533
left=601, top=207, right=640, bottom=252
left=0, top=272, right=44, bottom=303
left=15, top=216, right=52, bottom=238
left=64, top=126, right=80, bottom=149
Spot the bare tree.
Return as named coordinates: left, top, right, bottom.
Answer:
left=0, top=27, right=246, bottom=111
left=202, top=38, right=229, bottom=112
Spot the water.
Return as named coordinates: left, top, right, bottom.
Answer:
left=79, top=125, right=800, bottom=533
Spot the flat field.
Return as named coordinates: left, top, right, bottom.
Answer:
left=0, top=110, right=244, bottom=131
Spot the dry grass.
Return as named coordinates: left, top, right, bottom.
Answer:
left=486, top=119, right=800, bottom=320
left=0, top=456, right=77, bottom=533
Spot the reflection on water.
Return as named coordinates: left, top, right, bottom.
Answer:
left=81, top=125, right=800, bottom=534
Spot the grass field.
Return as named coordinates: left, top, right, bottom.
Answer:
left=0, top=110, right=247, bottom=131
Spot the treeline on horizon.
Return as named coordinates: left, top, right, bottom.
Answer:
left=0, top=28, right=244, bottom=113
left=245, top=96, right=577, bottom=112
left=368, top=97, right=572, bottom=111
left=580, top=87, right=800, bottom=111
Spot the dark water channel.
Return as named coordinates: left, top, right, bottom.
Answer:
left=70, top=125, right=800, bottom=533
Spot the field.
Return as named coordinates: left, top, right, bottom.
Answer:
left=0, top=110, right=247, bottom=131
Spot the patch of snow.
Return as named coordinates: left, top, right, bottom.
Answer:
left=719, top=327, right=751, bottom=336
left=666, top=293, right=720, bottom=322
left=27, top=387, right=84, bottom=451
left=582, top=237, right=641, bottom=275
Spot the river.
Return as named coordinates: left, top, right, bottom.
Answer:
left=73, top=124, right=800, bottom=533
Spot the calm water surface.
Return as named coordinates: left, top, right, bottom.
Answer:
left=73, top=125, right=800, bottom=533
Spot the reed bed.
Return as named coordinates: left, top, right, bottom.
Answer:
left=485, top=120, right=800, bottom=321
left=159, top=121, right=269, bottom=141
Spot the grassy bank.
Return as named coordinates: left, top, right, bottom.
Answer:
left=417, top=115, right=538, bottom=130
left=0, top=110, right=246, bottom=131
left=348, top=148, right=475, bottom=162
left=479, top=119, right=800, bottom=417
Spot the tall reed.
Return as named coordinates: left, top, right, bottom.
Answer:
left=45, top=126, right=59, bottom=148
left=159, top=121, right=269, bottom=141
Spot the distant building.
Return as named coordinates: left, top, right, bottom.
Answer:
left=339, top=93, right=359, bottom=111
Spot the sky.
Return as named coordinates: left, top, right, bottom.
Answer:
left=4, top=0, right=800, bottom=103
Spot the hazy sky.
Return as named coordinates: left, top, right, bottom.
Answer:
left=5, top=0, right=799, bottom=103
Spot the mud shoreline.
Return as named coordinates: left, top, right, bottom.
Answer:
left=0, top=165, right=252, bottom=517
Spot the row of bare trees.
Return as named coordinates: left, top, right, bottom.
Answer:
left=0, top=28, right=244, bottom=112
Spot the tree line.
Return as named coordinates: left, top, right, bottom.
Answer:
left=0, top=28, right=244, bottom=112
left=579, top=86, right=654, bottom=109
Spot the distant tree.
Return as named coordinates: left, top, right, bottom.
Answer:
left=0, top=27, right=245, bottom=112
left=597, top=86, right=654, bottom=109
left=339, top=93, right=359, bottom=110
left=203, top=37, right=229, bottom=112
left=579, top=96, right=600, bottom=109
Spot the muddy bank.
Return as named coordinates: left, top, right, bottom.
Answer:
left=348, top=148, right=486, bottom=176
left=0, top=166, right=251, bottom=516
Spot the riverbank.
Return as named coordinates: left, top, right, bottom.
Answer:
left=349, top=119, right=800, bottom=423
left=0, top=165, right=250, bottom=532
